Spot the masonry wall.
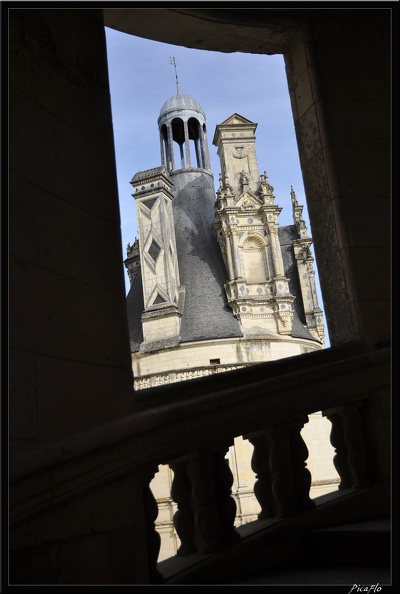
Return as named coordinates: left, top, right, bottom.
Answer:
left=9, top=9, right=135, bottom=451
left=9, top=10, right=150, bottom=584
left=133, top=336, right=321, bottom=388
left=8, top=7, right=390, bottom=584
left=284, top=12, right=390, bottom=348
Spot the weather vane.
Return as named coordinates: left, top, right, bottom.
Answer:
left=169, top=56, right=181, bottom=95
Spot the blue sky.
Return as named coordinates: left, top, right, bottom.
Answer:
left=105, top=27, right=328, bottom=343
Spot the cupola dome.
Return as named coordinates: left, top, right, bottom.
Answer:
left=159, top=94, right=205, bottom=120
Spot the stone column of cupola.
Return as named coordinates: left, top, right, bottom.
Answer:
left=178, top=143, right=185, bottom=169
left=159, top=133, right=166, bottom=167
left=166, top=125, right=175, bottom=171
left=194, top=137, right=201, bottom=169
left=183, top=120, right=191, bottom=168
left=200, top=137, right=205, bottom=169
left=201, top=125, right=211, bottom=171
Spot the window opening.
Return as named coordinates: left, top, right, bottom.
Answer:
left=104, top=28, right=328, bottom=349
left=105, top=28, right=336, bottom=563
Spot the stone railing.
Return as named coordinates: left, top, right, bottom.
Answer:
left=9, top=343, right=390, bottom=584
left=134, top=364, right=249, bottom=390
left=130, top=343, right=390, bottom=581
left=158, top=403, right=374, bottom=563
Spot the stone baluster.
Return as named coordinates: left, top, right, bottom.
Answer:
left=247, top=433, right=275, bottom=519
left=266, top=424, right=297, bottom=518
left=324, top=402, right=370, bottom=490
left=143, top=467, right=163, bottom=583
left=288, top=418, right=316, bottom=512
left=324, top=410, right=354, bottom=489
left=214, top=453, right=241, bottom=547
left=246, top=416, right=314, bottom=520
left=187, top=453, right=223, bottom=553
left=169, top=446, right=239, bottom=555
left=169, top=460, right=196, bottom=556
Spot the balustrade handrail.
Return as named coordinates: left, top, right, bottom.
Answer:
left=134, top=362, right=251, bottom=390
left=10, top=343, right=390, bottom=497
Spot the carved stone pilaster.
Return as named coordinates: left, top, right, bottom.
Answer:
left=267, top=225, right=285, bottom=278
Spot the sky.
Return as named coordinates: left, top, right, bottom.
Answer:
left=104, top=27, right=328, bottom=344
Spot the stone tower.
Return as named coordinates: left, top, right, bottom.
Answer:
left=129, top=166, right=182, bottom=350
left=212, top=113, right=324, bottom=342
left=213, top=113, right=295, bottom=337
left=125, top=92, right=324, bottom=388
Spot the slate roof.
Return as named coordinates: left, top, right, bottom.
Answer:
left=126, top=193, right=318, bottom=351
left=126, top=169, right=244, bottom=352
left=171, top=171, right=243, bottom=343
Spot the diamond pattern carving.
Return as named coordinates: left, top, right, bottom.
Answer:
left=148, top=240, right=161, bottom=262
left=145, top=198, right=157, bottom=210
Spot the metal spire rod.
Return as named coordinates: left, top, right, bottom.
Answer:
left=169, top=56, right=181, bottom=95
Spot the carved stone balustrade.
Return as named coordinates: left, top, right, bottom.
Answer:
left=10, top=345, right=390, bottom=584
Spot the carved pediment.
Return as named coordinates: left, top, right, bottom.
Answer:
left=219, top=113, right=256, bottom=126
left=236, top=191, right=262, bottom=210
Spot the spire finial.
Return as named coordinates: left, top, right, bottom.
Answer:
left=290, top=185, right=298, bottom=206
left=169, top=56, right=181, bottom=95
